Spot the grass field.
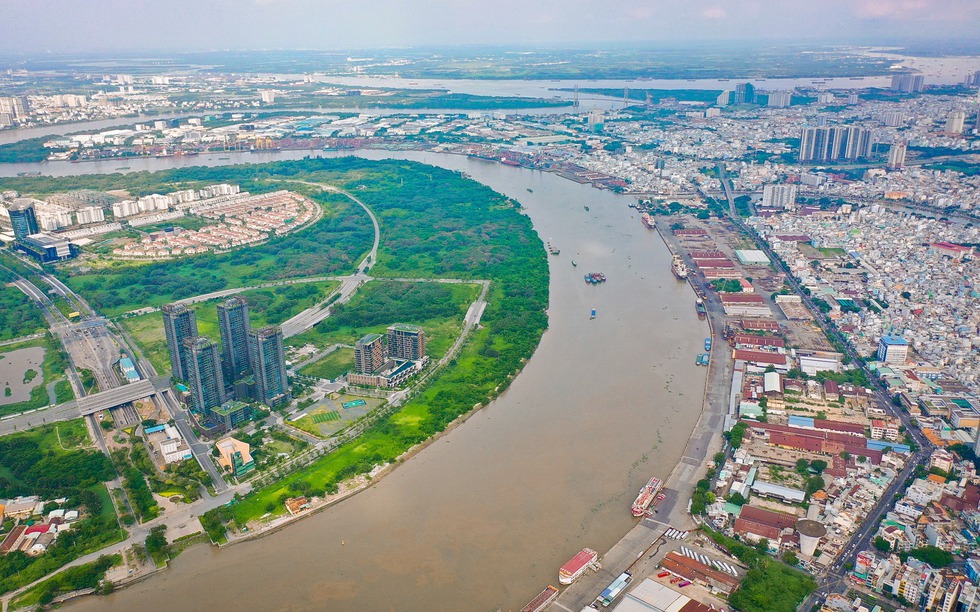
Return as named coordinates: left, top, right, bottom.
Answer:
left=297, top=347, right=354, bottom=380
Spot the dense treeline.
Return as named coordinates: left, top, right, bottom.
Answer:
left=9, top=554, right=118, bottom=606
left=0, top=435, right=114, bottom=498
left=5, top=158, right=549, bottom=534
left=0, top=280, right=46, bottom=341
left=196, top=158, right=548, bottom=531
left=0, top=518, right=124, bottom=596
left=704, top=528, right=816, bottom=612
left=322, top=282, right=461, bottom=331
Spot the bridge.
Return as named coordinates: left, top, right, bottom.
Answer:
left=76, top=379, right=157, bottom=416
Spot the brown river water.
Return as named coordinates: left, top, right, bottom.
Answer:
left=60, top=151, right=708, bottom=611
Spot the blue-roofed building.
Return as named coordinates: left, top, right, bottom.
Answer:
left=877, top=334, right=909, bottom=365
left=118, top=357, right=141, bottom=383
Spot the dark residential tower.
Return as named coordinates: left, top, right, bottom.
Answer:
left=162, top=303, right=198, bottom=381
left=247, top=325, right=289, bottom=408
left=183, top=336, right=225, bottom=415
left=217, top=297, right=251, bottom=382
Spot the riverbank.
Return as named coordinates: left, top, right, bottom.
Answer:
left=549, top=218, right=732, bottom=610
left=36, top=151, right=708, bottom=612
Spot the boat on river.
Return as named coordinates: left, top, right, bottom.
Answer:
left=559, top=548, right=599, bottom=585
left=521, top=586, right=559, bottom=612
left=590, top=308, right=597, bottom=319
left=631, top=476, right=664, bottom=517
left=671, top=255, right=688, bottom=280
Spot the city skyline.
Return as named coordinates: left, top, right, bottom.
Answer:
left=1, top=0, right=979, bottom=53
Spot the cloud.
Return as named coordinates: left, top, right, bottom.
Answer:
left=855, top=0, right=930, bottom=18
left=702, top=6, right=726, bottom=19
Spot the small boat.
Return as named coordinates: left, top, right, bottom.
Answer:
left=527, top=188, right=533, bottom=193
left=590, top=308, right=597, bottom=319
left=571, top=260, right=577, bottom=267
left=584, top=206, right=590, bottom=211
left=116, top=166, right=130, bottom=170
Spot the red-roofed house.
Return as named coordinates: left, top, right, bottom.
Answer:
left=734, top=334, right=785, bottom=349
left=734, top=350, right=789, bottom=370
left=734, top=506, right=797, bottom=542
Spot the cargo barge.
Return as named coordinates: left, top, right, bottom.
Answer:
left=631, top=476, right=665, bottom=517
left=521, top=586, right=559, bottom=612
left=695, top=299, right=707, bottom=319
left=641, top=213, right=656, bottom=229
left=559, top=547, right=599, bottom=585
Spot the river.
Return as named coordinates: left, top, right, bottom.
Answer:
left=35, top=149, right=708, bottom=611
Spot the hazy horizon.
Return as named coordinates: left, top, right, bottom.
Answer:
left=2, top=0, right=979, bottom=54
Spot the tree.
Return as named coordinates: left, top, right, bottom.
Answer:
left=906, top=546, right=954, bottom=568
left=840, top=451, right=851, bottom=461
left=714, top=452, right=726, bottom=465
left=805, top=476, right=825, bottom=499
left=755, top=538, right=770, bottom=554
left=810, top=460, right=828, bottom=474
left=795, top=459, right=810, bottom=475
left=783, top=551, right=799, bottom=566
left=726, top=492, right=747, bottom=506
left=874, top=536, right=891, bottom=552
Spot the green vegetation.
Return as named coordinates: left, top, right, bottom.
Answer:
left=62, top=190, right=371, bottom=316
left=145, top=526, right=170, bottom=566
left=729, top=557, right=817, bottom=612
left=902, top=546, right=954, bottom=568
left=0, top=334, right=73, bottom=417
left=874, top=536, right=892, bottom=552
left=10, top=554, right=120, bottom=608
left=0, top=137, right=50, bottom=163
left=734, top=195, right=753, bottom=218
left=703, top=527, right=815, bottom=612
left=290, top=280, right=479, bottom=360
left=120, top=280, right=339, bottom=374
left=711, top=278, right=744, bottom=293
left=299, top=347, right=355, bottom=380
left=195, top=158, right=547, bottom=536
left=0, top=516, right=125, bottom=597
left=0, top=274, right=46, bottom=341
left=724, top=421, right=749, bottom=449
left=922, top=160, right=980, bottom=176
left=0, top=420, right=111, bottom=499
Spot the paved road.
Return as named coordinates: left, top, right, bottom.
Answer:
left=712, top=169, right=933, bottom=612
left=0, top=482, right=245, bottom=612
left=276, top=181, right=380, bottom=338
left=159, top=388, right=228, bottom=493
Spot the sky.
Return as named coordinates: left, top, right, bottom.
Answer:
left=1, top=0, right=978, bottom=53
